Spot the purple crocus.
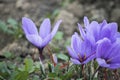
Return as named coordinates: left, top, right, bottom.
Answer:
left=67, top=31, right=96, bottom=64
left=67, top=16, right=120, bottom=65
left=81, top=16, right=119, bottom=43
left=22, top=17, right=62, bottom=59
left=96, top=38, right=120, bottom=69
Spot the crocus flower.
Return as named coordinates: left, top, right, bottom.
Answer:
left=80, top=16, right=119, bottom=43
left=22, top=17, right=62, bottom=59
left=67, top=31, right=96, bottom=64
left=67, top=16, right=120, bottom=65
left=96, top=38, right=120, bottom=69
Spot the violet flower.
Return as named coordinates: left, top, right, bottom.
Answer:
left=67, top=16, right=120, bottom=65
left=22, top=17, right=62, bottom=59
left=80, top=16, right=119, bottom=43
left=96, top=38, right=120, bottom=69
left=67, top=31, right=96, bottom=64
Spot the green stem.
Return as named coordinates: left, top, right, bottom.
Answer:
left=91, top=66, right=100, bottom=80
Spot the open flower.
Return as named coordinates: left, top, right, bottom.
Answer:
left=67, top=32, right=96, bottom=64
left=67, top=16, right=120, bottom=65
left=22, top=17, right=62, bottom=53
left=96, top=38, right=120, bottom=69
left=79, top=16, right=119, bottom=43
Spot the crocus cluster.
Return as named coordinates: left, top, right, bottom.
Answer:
left=22, top=17, right=62, bottom=59
left=22, top=16, right=120, bottom=69
left=67, top=16, right=120, bottom=69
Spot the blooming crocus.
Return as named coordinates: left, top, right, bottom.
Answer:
left=96, top=38, right=120, bottom=69
left=67, top=31, right=96, bottom=64
left=79, top=16, right=119, bottom=43
left=22, top=17, right=62, bottom=59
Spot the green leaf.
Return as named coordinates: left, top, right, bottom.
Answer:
left=24, top=58, right=34, bottom=73
left=54, top=31, right=63, bottom=40
left=0, top=20, right=8, bottom=32
left=0, top=62, right=11, bottom=78
left=64, top=38, right=71, bottom=47
left=14, top=71, right=29, bottom=80
left=57, top=53, right=69, bottom=61
left=76, top=78, right=83, bottom=80
left=0, top=20, right=15, bottom=34
left=7, top=18, right=18, bottom=26
left=54, top=64, right=62, bottom=74
left=33, top=75, right=39, bottom=80
left=48, top=73, right=57, bottom=77
left=3, top=52, right=14, bottom=59
left=34, top=62, right=40, bottom=69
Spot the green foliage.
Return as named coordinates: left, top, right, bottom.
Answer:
left=54, top=31, right=64, bottom=40
left=60, top=0, right=74, bottom=7
left=0, top=62, right=11, bottom=79
left=3, top=51, right=14, bottom=59
left=24, top=58, right=34, bottom=73
left=0, top=20, right=13, bottom=34
left=0, top=18, right=23, bottom=39
left=13, top=71, right=29, bottom=80
left=0, top=54, right=101, bottom=80
left=57, top=53, right=69, bottom=61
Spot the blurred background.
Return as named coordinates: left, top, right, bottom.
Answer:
left=0, top=0, right=120, bottom=60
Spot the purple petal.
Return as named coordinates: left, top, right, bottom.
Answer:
left=96, top=58, right=110, bottom=68
left=71, top=58, right=81, bottom=64
left=96, top=38, right=111, bottom=58
left=78, top=23, right=86, bottom=39
left=86, top=32, right=96, bottom=46
left=87, top=21, right=100, bottom=41
left=39, top=18, right=51, bottom=39
left=107, top=39, right=120, bottom=59
left=84, top=16, right=89, bottom=27
left=82, top=36, right=95, bottom=56
left=110, top=55, right=120, bottom=64
left=22, top=17, right=38, bottom=35
left=71, top=34, right=81, bottom=54
left=83, top=53, right=96, bottom=64
left=51, top=20, right=62, bottom=38
left=67, top=46, right=79, bottom=59
left=109, top=64, right=120, bottom=69
left=100, top=23, right=118, bottom=42
left=115, top=32, right=120, bottom=38
left=41, top=34, right=52, bottom=48
left=99, top=20, right=107, bottom=30
left=26, top=34, right=42, bottom=48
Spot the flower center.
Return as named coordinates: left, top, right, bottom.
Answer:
left=78, top=53, right=86, bottom=62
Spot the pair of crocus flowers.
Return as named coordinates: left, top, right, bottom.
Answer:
left=22, top=17, right=120, bottom=69
left=67, top=17, right=120, bottom=69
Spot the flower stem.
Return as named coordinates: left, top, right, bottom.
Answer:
left=104, top=68, right=107, bottom=80
left=46, top=46, right=57, bottom=66
left=38, top=48, right=44, bottom=61
left=81, top=64, right=87, bottom=80
left=113, top=69, right=120, bottom=80
left=91, top=66, right=100, bottom=80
